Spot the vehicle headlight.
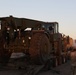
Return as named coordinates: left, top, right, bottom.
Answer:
left=28, top=37, right=31, bottom=39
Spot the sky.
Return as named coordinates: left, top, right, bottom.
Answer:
left=0, top=0, right=76, bottom=39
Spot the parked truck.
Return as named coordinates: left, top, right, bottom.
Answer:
left=0, top=16, right=70, bottom=68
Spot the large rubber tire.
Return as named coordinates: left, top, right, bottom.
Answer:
left=29, top=33, right=51, bottom=64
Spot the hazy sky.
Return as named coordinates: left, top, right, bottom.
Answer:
left=0, top=0, right=76, bottom=39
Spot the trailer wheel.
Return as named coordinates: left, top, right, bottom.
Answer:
left=29, top=33, right=51, bottom=64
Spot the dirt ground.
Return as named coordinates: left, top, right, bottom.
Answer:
left=0, top=60, right=73, bottom=75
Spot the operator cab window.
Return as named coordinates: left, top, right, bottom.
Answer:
left=54, top=23, right=58, bottom=33
left=49, top=26, right=53, bottom=31
left=41, top=25, right=46, bottom=30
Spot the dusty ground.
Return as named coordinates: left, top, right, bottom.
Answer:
left=0, top=61, right=74, bottom=75
left=38, top=61, right=72, bottom=75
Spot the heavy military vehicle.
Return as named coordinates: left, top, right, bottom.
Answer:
left=0, top=16, right=69, bottom=68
